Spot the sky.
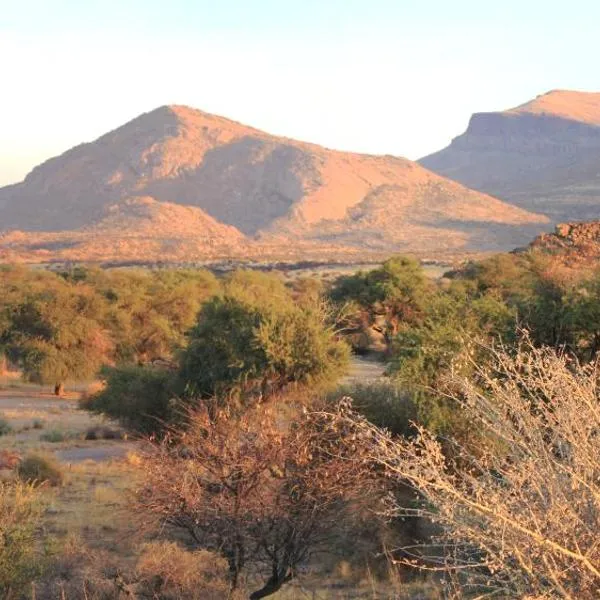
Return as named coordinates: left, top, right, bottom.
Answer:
left=1, top=0, right=599, bottom=186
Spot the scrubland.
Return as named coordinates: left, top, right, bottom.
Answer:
left=1, top=250, right=600, bottom=598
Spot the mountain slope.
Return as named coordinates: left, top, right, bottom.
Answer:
left=420, top=90, right=600, bottom=223
left=0, top=105, right=549, bottom=262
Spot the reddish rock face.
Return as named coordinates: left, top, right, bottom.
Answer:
left=529, top=221, right=600, bottom=266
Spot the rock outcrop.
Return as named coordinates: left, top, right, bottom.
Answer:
left=529, top=221, right=600, bottom=265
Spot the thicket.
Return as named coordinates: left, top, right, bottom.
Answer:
left=0, top=266, right=218, bottom=394
left=328, top=251, right=600, bottom=438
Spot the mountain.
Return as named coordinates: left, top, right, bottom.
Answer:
left=0, top=105, right=548, bottom=263
left=420, top=90, right=600, bottom=223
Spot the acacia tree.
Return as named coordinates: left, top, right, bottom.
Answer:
left=135, top=403, right=382, bottom=598
left=329, top=256, right=431, bottom=352
left=3, top=286, right=112, bottom=395
left=178, top=282, right=349, bottom=402
left=327, top=343, right=600, bottom=598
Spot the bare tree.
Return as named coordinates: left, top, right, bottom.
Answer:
left=323, top=343, right=600, bottom=598
left=135, top=402, right=382, bottom=599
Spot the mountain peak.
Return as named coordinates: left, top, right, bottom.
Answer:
left=507, top=89, right=600, bottom=126
left=0, top=104, right=549, bottom=263
left=419, top=90, right=600, bottom=225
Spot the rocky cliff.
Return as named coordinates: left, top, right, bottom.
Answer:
left=529, top=221, right=600, bottom=266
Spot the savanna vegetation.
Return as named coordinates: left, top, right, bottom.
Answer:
left=1, top=249, right=600, bottom=597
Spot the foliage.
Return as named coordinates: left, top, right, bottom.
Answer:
left=82, top=365, right=177, bottom=434
left=0, top=416, right=12, bottom=436
left=331, top=381, right=418, bottom=438
left=0, top=266, right=221, bottom=394
left=179, top=273, right=349, bottom=402
left=135, top=542, right=230, bottom=599
left=329, top=256, right=432, bottom=351
left=0, top=273, right=113, bottom=393
left=136, top=403, right=384, bottom=598
left=89, top=268, right=219, bottom=364
left=387, top=282, right=515, bottom=436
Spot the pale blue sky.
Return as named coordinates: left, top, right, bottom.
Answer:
left=1, top=0, right=599, bottom=185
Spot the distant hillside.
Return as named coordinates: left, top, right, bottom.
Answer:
left=420, top=90, right=600, bottom=224
left=0, top=105, right=548, bottom=263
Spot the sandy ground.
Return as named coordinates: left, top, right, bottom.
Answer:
left=0, top=356, right=384, bottom=464
left=342, top=355, right=387, bottom=385
left=0, top=383, right=136, bottom=463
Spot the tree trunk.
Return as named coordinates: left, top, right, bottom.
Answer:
left=54, top=382, right=64, bottom=396
left=249, top=570, right=293, bottom=599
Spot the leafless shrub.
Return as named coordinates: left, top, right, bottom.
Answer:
left=323, top=343, right=600, bottom=598
left=134, top=403, right=385, bottom=599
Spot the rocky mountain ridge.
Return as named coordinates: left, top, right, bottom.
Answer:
left=419, top=90, right=600, bottom=224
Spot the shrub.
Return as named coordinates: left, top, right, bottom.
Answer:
left=0, top=482, right=44, bottom=596
left=333, top=343, right=600, bottom=597
left=136, top=404, right=384, bottom=598
left=32, top=418, right=45, bottom=430
left=17, top=453, right=64, bottom=487
left=179, top=292, right=349, bottom=402
left=82, top=366, right=176, bottom=435
left=331, top=381, right=418, bottom=438
left=135, top=542, right=230, bottom=599
left=0, top=417, right=12, bottom=436
left=40, top=429, right=69, bottom=443
left=84, top=425, right=124, bottom=440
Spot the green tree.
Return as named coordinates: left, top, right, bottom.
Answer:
left=83, top=365, right=176, bottom=434
left=2, top=284, right=112, bottom=395
left=329, top=256, right=431, bottom=351
left=388, top=282, right=515, bottom=437
left=179, top=279, right=349, bottom=402
left=89, top=268, right=220, bottom=364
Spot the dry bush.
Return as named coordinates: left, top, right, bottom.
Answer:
left=37, top=535, right=233, bottom=600
left=326, top=343, right=600, bottom=598
left=17, top=452, right=64, bottom=486
left=135, top=541, right=230, bottom=598
left=135, top=403, right=385, bottom=599
left=0, top=481, right=44, bottom=597
left=35, top=534, right=127, bottom=599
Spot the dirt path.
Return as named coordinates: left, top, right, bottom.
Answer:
left=0, top=388, right=135, bottom=464
left=341, top=355, right=387, bottom=385
left=55, top=443, right=137, bottom=463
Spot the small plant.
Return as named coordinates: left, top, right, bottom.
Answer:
left=135, top=541, right=230, bottom=599
left=0, top=417, right=12, bottom=437
left=40, top=429, right=73, bottom=443
left=16, top=453, right=64, bottom=487
left=84, top=425, right=124, bottom=441
left=32, top=419, right=45, bottom=430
